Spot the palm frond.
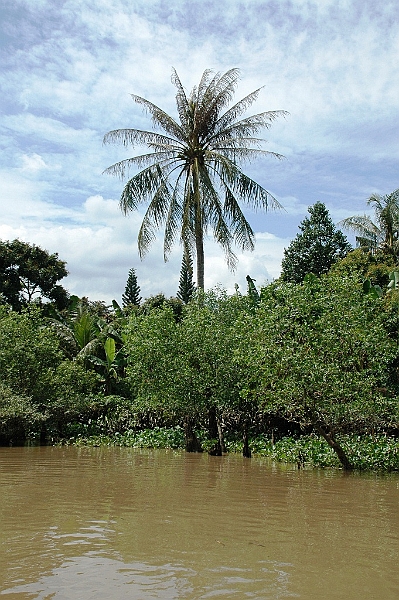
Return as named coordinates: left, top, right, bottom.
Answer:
left=103, top=128, right=180, bottom=149
left=209, top=111, right=288, bottom=145
left=339, top=215, right=381, bottom=240
left=195, top=69, right=241, bottom=137
left=201, top=157, right=256, bottom=251
left=171, top=67, right=191, bottom=132
left=198, top=164, right=239, bottom=271
left=119, top=163, right=172, bottom=213
left=103, top=152, right=177, bottom=179
left=131, top=95, right=186, bottom=141
left=210, top=152, right=283, bottom=211
left=213, top=87, right=264, bottom=131
left=137, top=178, right=173, bottom=257
left=223, top=187, right=255, bottom=251
left=203, top=68, right=240, bottom=112
left=193, top=69, right=214, bottom=105
left=210, top=146, right=282, bottom=163
left=235, top=172, right=280, bottom=210
left=163, top=169, right=186, bottom=259
left=212, top=136, right=265, bottom=148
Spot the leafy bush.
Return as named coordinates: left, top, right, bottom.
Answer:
left=0, top=383, right=44, bottom=444
left=0, top=309, right=101, bottom=441
left=0, top=308, right=63, bottom=404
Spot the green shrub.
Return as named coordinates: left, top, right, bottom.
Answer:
left=0, top=383, right=44, bottom=444
left=0, top=308, right=63, bottom=404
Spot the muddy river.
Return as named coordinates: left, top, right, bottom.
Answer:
left=0, top=446, right=398, bottom=599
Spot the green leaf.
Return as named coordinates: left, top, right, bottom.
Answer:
left=104, top=337, right=116, bottom=366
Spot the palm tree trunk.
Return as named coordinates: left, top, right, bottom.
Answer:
left=193, top=159, right=205, bottom=290
left=196, top=232, right=204, bottom=290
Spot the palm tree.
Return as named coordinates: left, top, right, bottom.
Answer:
left=103, top=68, right=287, bottom=289
left=340, top=189, right=399, bottom=260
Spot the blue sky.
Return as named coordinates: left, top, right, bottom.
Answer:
left=1, top=0, right=398, bottom=302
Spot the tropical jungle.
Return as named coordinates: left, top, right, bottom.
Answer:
left=1, top=70, right=399, bottom=472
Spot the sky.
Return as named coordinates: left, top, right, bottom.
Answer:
left=1, top=0, right=398, bottom=303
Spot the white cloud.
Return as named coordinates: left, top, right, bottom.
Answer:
left=1, top=0, right=398, bottom=301
left=0, top=189, right=287, bottom=302
left=20, top=153, right=49, bottom=172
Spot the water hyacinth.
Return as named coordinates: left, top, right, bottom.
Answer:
left=65, top=428, right=399, bottom=472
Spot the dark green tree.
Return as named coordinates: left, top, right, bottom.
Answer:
left=281, top=202, right=351, bottom=283
left=140, top=293, right=183, bottom=322
left=104, top=68, right=286, bottom=289
left=122, top=268, right=141, bottom=307
left=0, top=239, right=69, bottom=311
left=177, top=252, right=196, bottom=303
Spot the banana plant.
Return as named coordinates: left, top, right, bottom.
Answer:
left=47, top=300, right=103, bottom=361
left=88, top=337, right=127, bottom=395
left=387, top=271, right=399, bottom=293
left=363, top=278, right=383, bottom=299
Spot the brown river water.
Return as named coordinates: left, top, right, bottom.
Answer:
left=0, top=446, right=398, bottom=599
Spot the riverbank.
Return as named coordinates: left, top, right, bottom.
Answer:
left=61, top=427, right=399, bottom=472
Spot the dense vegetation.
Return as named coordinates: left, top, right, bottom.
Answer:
left=1, top=195, right=399, bottom=471
left=1, top=257, right=399, bottom=471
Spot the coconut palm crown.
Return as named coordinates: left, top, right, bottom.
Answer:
left=340, top=189, right=399, bottom=260
left=103, top=68, right=287, bottom=289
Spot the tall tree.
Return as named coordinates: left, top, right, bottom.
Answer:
left=0, top=239, right=69, bottom=311
left=281, top=202, right=351, bottom=283
left=339, top=189, right=399, bottom=260
left=104, top=68, right=286, bottom=289
left=122, top=268, right=141, bottom=307
left=177, top=251, right=195, bottom=303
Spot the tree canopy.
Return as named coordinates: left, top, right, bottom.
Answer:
left=0, top=239, right=69, bottom=311
left=104, top=68, right=287, bottom=289
left=235, top=275, right=399, bottom=469
left=281, top=202, right=351, bottom=283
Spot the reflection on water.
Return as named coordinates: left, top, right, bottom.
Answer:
left=2, top=554, right=194, bottom=600
left=1, top=553, right=297, bottom=599
left=0, top=446, right=398, bottom=599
